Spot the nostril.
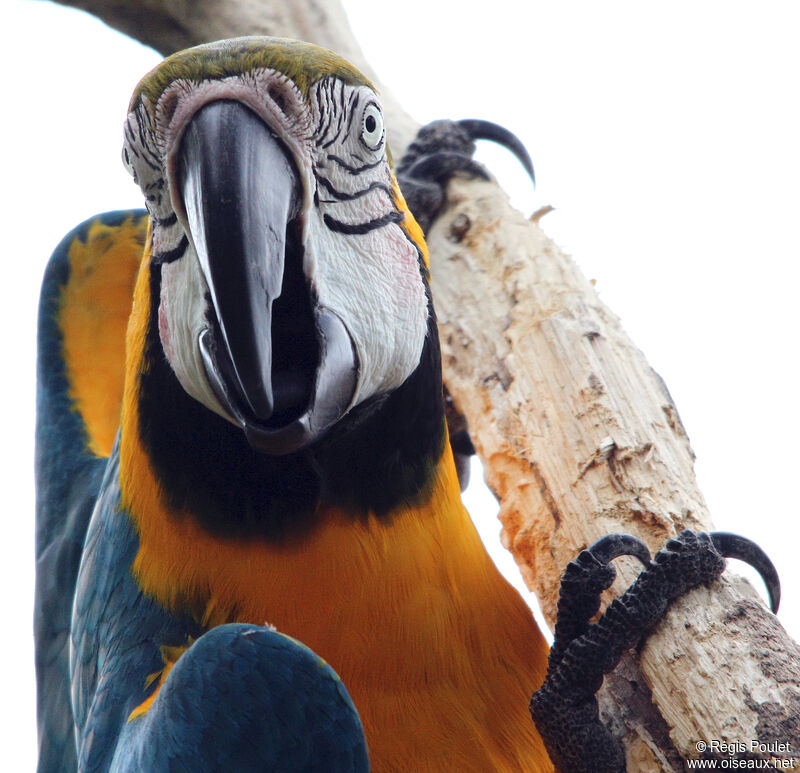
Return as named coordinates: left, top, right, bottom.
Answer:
left=159, top=90, right=181, bottom=127
left=268, top=84, right=289, bottom=115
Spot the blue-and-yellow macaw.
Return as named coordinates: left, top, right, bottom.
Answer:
left=36, top=35, right=781, bottom=773
left=35, top=37, right=552, bottom=772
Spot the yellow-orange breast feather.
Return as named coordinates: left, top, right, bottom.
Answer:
left=59, top=215, right=147, bottom=457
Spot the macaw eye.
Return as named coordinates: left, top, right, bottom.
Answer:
left=360, top=102, right=384, bottom=150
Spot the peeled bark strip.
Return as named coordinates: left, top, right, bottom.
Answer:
left=51, top=0, right=800, bottom=766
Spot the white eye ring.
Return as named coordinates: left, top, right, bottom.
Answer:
left=360, top=102, right=384, bottom=150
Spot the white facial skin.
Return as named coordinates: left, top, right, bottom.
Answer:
left=122, top=67, right=430, bottom=430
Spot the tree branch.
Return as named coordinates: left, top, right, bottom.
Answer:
left=49, top=0, right=800, bottom=767
left=426, top=180, right=800, bottom=766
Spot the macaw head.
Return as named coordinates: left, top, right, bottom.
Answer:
left=122, top=37, right=430, bottom=455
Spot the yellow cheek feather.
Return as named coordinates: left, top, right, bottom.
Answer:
left=59, top=214, right=147, bottom=457
left=119, top=233, right=552, bottom=771
left=391, top=174, right=429, bottom=270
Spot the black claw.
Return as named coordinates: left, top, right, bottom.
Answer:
left=710, top=531, right=781, bottom=613
left=397, top=118, right=536, bottom=234
left=585, top=533, right=652, bottom=569
left=532, top=530, right=716, bottom=773
left=401, top=152, right=491, bottom=185
left=457, top=118, right=536, bottom=186
left=532, top=529, right=781, bottom=771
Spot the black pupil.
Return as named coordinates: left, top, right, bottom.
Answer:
left=365, top=115, right=377, bottom=134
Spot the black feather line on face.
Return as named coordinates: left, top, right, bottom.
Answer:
left=314, top=174, right=393, bottom=202
left=323, top=211, right=403, bottom=235
left=152, top=234, right=188, bottom=265
left=151, top=212, right=178, bottom=228
left=344, top=90, right=360, bottom=138
left=326, top=154, right=383, bottom=174
left=315, top=79, right=337, bottom=147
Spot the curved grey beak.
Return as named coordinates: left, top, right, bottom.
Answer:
left=180, top=99, right=296, bottom=420
left=176, top=100, right=357, bottom=454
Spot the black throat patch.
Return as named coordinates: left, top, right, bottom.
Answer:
left=136, top=262, right=446, bottom=542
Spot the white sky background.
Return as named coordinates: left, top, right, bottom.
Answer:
left=3, top=0, right=799, bottom=767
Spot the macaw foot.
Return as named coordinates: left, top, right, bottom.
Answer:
left=114, top=624, right=369, bottom=773
left=396, top=118, right=535, bottom=233
left=530, top=530, right=780, bottom=773
left=396, top=119, right=534, bottom=489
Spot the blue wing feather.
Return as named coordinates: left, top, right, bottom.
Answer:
left=35, top=210, right=147, bottom=773
left=113, top=626, right=369, bottom=772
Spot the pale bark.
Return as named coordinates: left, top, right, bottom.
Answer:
left=427, top=180, right=800, bottom=767
left=51, top=0, right=800, bottom=767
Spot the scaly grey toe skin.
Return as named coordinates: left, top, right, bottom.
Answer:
left=531, top=529, right=780, bottom=773
left=547, top=533, right=651, bottom=669
left=396, top=118, right=534, bottom=233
